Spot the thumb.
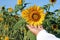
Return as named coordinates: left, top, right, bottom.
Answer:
left=26, top=25, right=34, bottom=31
left=26, top=25, right=31, bottom=30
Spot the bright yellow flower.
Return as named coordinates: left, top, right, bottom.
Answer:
left=5, top=36, right=9, bottom=40
left=22, top=5, right=46, bottom=26
left=17, top=0, right=22, bottom=5
left=50, top=0, right=56, bottom=4
left=8, top=8, right=13, bottom=12
left=0, top=17, right=3, bottom=22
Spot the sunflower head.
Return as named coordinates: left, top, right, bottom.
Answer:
left=52, top=24, right=58, bottom=30
left=22, top=5, right=46, bottom=26
left=50, top=0, right=56, bottom=4
left=17, top=0, right=22, bottom=5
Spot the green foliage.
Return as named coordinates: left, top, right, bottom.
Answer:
left=0, top=0, right=60, bottom=40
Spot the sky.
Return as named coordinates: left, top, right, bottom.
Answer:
left=0, top=0, right=60, bottom=12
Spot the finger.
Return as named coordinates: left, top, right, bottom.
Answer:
left=38, top=25, right=43, bottom=28
left=26, top=25, right=31, bottom=29
left=30, top=25, right=34, bottom=28
left=26, top=25, right=36, bottom=33
left=32, top=23, right=38, bottom=29
left=26, top=25, right=33, bottom=30
left=38, top=25, right=43, bottom=30
left=34, top=26, right=38, bottom=29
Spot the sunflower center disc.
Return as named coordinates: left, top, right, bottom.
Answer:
left=52, top=0, right=55, bottom=2
left=50, top=0, right=56, bottom=3
left=53, top=25, right=57, bottom=29
left=32, top=13, right=40, bottom=21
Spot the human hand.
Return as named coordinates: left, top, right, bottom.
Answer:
left=26, top=25, right=44, bottom=35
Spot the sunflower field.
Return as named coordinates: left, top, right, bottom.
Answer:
left=0, top=0, right=60, bottom=40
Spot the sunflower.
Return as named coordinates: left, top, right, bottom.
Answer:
left=8, top=8, right=13, bottom=12
left=17, top=0, right=22, bottom=5
left=50, top=0, right=56, bottom=4
left=22, top=5, right=46, bottom=26
left=52, top=24, right=58, bottom=30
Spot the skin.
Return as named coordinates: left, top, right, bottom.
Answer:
left=26, top=25, right=44, bottom=36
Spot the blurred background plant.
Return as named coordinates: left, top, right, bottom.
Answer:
left=0, top=0, right=60, bottom=40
